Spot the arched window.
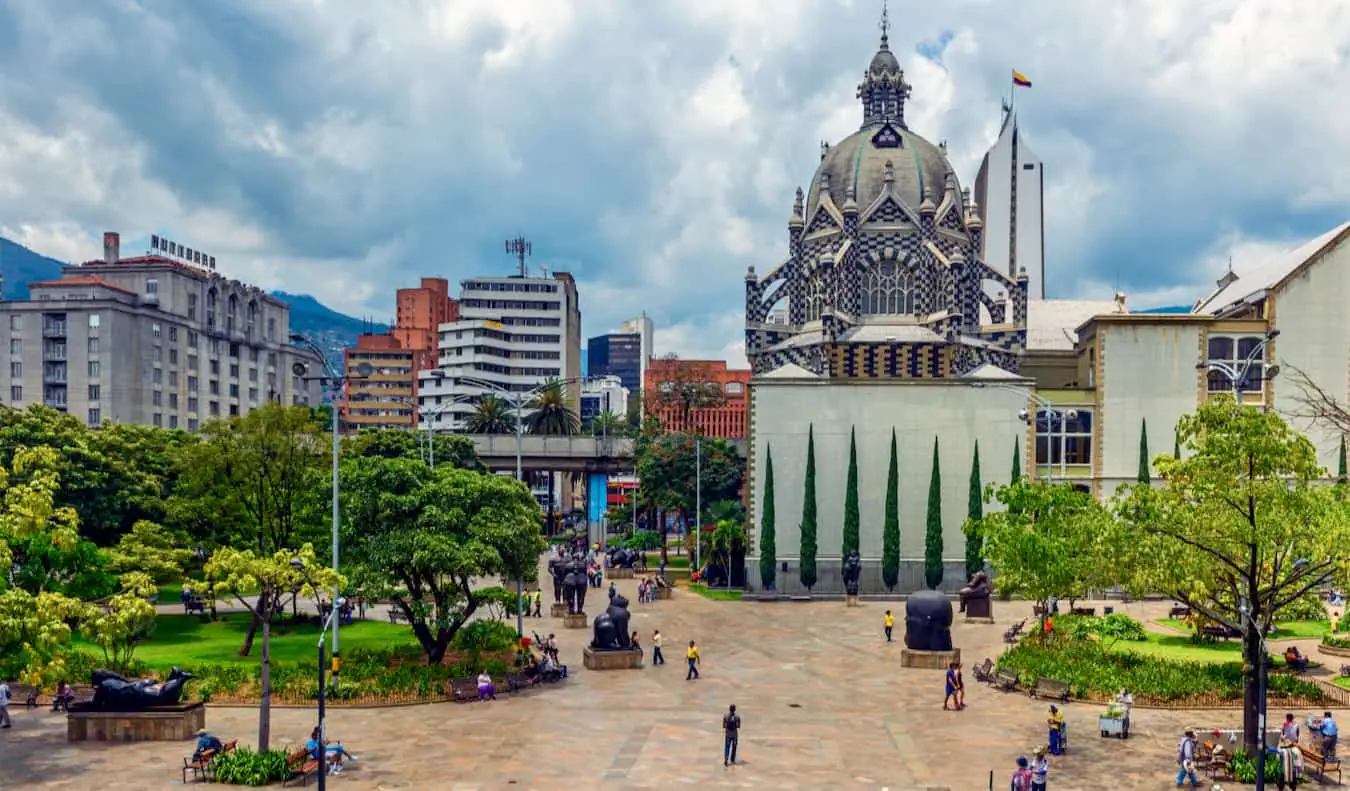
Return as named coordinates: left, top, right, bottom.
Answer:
left=803, top=275, right=825, bottom=322
left=206, top=289, right=217, bottom=329
left=862, top=259, right=914, bottom=315
left=247, top=300, right=259, bottom=337
left=227, top=294, right=239, bottom=333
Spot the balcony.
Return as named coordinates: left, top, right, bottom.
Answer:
left=43, top=349, right=68, bottom=362
left=43, top=369, right=67, bottom=384
left=42, top=323, right=67, bottom=338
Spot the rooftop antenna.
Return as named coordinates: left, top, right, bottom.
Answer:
left=505, top=236, right=532, bottom=277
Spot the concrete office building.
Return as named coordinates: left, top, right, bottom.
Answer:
left=417, top=271, right=582, bottom=431
left=579, top=375, right=629, bottom=430
left=0, top=232, right=323, bottom=430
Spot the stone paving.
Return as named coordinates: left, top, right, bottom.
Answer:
left=7, top=579, right=1326, bottom=790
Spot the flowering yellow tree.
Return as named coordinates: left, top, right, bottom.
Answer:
left=105, top=520, right=195, bottom=583
left=0, top=447, right=95, bottom=683
left=83, top=572, right=158, bottom=671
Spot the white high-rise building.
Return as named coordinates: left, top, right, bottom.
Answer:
left=417, top=272, right=582, bottom=431
left=974, top=110, right=1046, bottom=299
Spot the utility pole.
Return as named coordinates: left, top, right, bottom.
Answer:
left=505, top=236, right=532, bottom=278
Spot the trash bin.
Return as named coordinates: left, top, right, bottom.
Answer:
left=1104, top=606, right=1114, bottom=615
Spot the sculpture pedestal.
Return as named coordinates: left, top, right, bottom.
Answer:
left=67, top=702, right=205, bottom=742
left=965, top=617, right=996, bottom=625
left=609, top=568, right=634, bottom=579
left=564, top=612, right=588, bottom=629
left=583, top=646, right=642, bottom=670
left=900, top=648, right=961, bottom=669
left=654, top=587, right=672, bottom=600
left=846, top=596, right=859, bottom=607
left=551, top=602, right=567, bottom=618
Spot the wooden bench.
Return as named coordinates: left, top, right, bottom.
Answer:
left=450, top=677, right=479, bottom=702
left=972, top=658, right=995, bottom=684
left=506, top=671, right=532, bottom=693
left=1002, top=620, right=1027, bottom=644
left=1029, top=676, right=1070, bottom=702
left=1300, top=745, right=1343, bottom=784
left=1069, top=607, right=1096, bottom=617
left=181, top=739, right=237, bottom=783
left=387, top=608, right=409, bottom=625
left=1199, top=624, right=1240, bottom=641
left=7, top=683, right=39, bottom=708
left=993, top=671, right=1019, bottom=692
left=282, top=748, right=321, bottom=787
left=1169, top=604, right=1192, bottom=619
left=184, top=597, right=207, bottom=616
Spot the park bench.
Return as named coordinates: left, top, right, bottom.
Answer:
left=1299, top=745, right=1342, bottom=783
left=1031, top=603, right=1047, bottom=617
left=182, top=738, right=237, bottom=783
left=282, top=747, right=321, bottom=787
left=993, top=671, right=1019, bottom=692
left=387, top=608, right=409, bottom=625
left=184, top=596, right=207, bottom=616
left=1339, top=663, right=1350, bottom=678
left=450, top=677, right=479, bottom=703
left=1069, top=607, right=1095, bottom=617
left=1029, top=676, right=1070, bottom=702
left=972, top=658, right=995, bottom=684
left=1199, top=624, right=1240, bottom=641
left=7, top=683, right=39, bottom=708
left=506, top=671, right=532, bottom=693
left=1002, top=619, right=1027, bottom=644
left=1169, top=604, right=1192, bottom=619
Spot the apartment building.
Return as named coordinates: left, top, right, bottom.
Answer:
left=0, top=232, right=323, bottom=429
left=344, top=332, right=415, bottom=430
left=417, top=272, right=582, bottom=431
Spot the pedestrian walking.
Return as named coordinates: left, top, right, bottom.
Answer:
left=1282, top=712, right=1300, bottom=744
left=722, top=704, right=741, bottom=766
left=1176, top=728, right=1199, bottom=788
left=1321, top=712, right=1339, bottom=758
left=1030, top=746, right=1048, bottom=790
left=608, top=581, right=617, bottom=600
left=1046, top=705, right=1065, bottom=755
left=532, top=590, right=542, bottom=618
left=0, top=679, right=11, bottom=729
left=1010, top=757, right=1033, bottom=791
left=943, top=661, right=962, bottom=710
left=651, top=630, right=665, bottom=665
left=884, top=609, right=894, bottom=642
left=686, top=640, right=701, bottom=680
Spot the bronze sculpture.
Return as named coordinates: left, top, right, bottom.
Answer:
left=590, top=593, right=635, bottom=651
left=842, top=551, right=862, bottom=597
left=959, top=570, right=993, bottom=619
left=606, top=547, right=639, bottom=569
left=87, top=667, right=193, bottom=710
left=562, top=554, right=588, bottom=614
left=904, top=590, right=954, bottom=651
left=549, top=556, right=566, bottom=603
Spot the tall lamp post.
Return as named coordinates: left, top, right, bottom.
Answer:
left=418, top=395, right=477, bottom=469
left=426, top=372, right=599, bottom=639
left=289, top=558, right=344, bottom=791
left=695, top=436, right=702, bottom=572
left=979, top=384, right=1077, bottom=483
left=289, top=333, right=372, bottom=689
left=1239, top=556, right=1308, bottom=791
left=1196, top=329, right=1281, bottom=404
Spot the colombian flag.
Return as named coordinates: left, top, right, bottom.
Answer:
left=1012, top=70, right=1032, bottom=88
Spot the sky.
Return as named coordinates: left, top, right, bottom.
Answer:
left=2, top=0, right=1349, bottom=367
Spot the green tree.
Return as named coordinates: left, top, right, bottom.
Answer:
left=1138, top=418, right=1151, bottom=484
left=344, top=427, right=479, bottom=470
left=463, top=396, right=517, bottom=435
left=527, top=379, right=580, bottom=436
left=1116, top=399, right=1350, bottom=753
left=842, top=427, right=860, bottom=559
left=205, top=543, right=342, bottom=752
left=1011, top=441, right=1022, bottom=482
left=634, top=433, right=743, bottom=563
left=84, top=571, right=158, bottom=671
left=105, top=520, right=195, bottom=583
left=882, top=429, right=900, bottom=592
left=759, top=445, right=777, bottom=590
left=1340, top=436, right=1348, bottom=485
left=924, top=437, right=944, bottom=590
left=964, top=440, right=983, bottom=578
left=170, top=403, right=327, bottom=651
left=799, top=425, right=818, bottom=591
left=1174, top=425, right=1183, bottom=462
left=975, top=479, right=1116, bottom=628
left=338, top=456, right=545, bottom=663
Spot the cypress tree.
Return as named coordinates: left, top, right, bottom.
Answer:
left=1339, top=436, right=1347, bottom=486
left=1174, top=426, right=1182, bottom=461
left=1011, top=441, right=1022, bottom=482
left=799, top=425, right=818, bottom=591
left=964, top=440, right=983, bottom=578
left=1138, top=418, right=1151, bottom=484
left=924, top=436, right=944, bottom=590
left=759, top=445, right=777, bottom=590
left=881, top=429, right=900, bottom=592
left=842, top=427, right=860, bottom=558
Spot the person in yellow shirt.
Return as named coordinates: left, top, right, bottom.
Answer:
left=532, top=589, right=542, bottom=618
left=884, top=610, right=895, bottom=643
left=686, top=640, right=701, bottom=680
left=1047, top=705, right=1065, bottom=755
left=1333, top=612, right=1341, bottom=634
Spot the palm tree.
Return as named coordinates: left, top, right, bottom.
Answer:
left=526, top=379, right=580, bottom=436
left=463, top=395, right=516, bottom=434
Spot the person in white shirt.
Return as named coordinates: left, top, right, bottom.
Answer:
left=476, top=671, right=497, bottom=701
left=0, top=680, right=11, bottom=728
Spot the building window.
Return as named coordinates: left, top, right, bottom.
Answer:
left=8, top=315, right=19, bottom=330
left=227, top=294, right=238, bottom=334
left=209, top=380, right=220, bottom=395
left=210, top=359, right=220, bottom=375
left=152, top=345, right=162, bottom=361
left=169, top=326, right=178, bottom=342
left=267, top=318, right=276, bottom=341
left=169, top=393, right=178, bottom=409
left=88, top=408, right=101, bottom=427
left=725, top=382, right=743, bottom=394
left=209, top=401, right=220, bottom=416
left=249, top=367, right=258, bottom=382
left=206, top=289, right=217, bottom=329
left=88, top=361, right=100, bottom=377
left=152, top=391, right=162, bottom=406
left=9, top=362, right=18, bottom=377
left=153, top=413, right=162, bottom=427
left=229, top=383, right=239, bottom=398
left=188, top=330, right=198, bottom=347
left=9, top=386, right=19, bottom=401
left=169, top=348, right=178, bottom=365
left=862, top=260, right=915, bottom=315
left=88, top=314, right=100, bottom=329
left=188, top=376, right=198, bottom=393
left=188, top=397, right=199, bottom=413
left=803, top=274, right=825, bottom=322
left=169, top=415, right=179, bottom=429
left=1033, top=408, right=1093, bottom=466
left=9, top=339, right=20, bottom=354
left=188, top=294, right=198, bottom=321
left=88, top=384, right=100, bottom=401
left=188, top=418, right=198, bottom=432
left=152, top=369, right=162, bottom=384
left=229, top=363, right=239, bottom=378
left=88, top=337, right=99, bottom=354
left=146, top=278, right=159, bottom=294
left=249, top=387, right=258, bottom=402
left=1206, top=335, right=1267, bottom=393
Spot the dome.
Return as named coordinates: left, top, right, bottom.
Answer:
left=869, top=46, right=901, bottom=75
left=807, top=125, right=956, bottom=215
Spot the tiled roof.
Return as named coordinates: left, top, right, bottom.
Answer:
left=1193, top=222, right=1350, bottom=315
left=28, top=276, right=136, bottom=296
left=1026, top=299, right=1126, bottom=351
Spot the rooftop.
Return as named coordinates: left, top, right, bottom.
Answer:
left=28, top=275, right=136, bottom=296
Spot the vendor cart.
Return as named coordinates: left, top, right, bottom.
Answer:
left=1099, top=704, right=1130, bottom=739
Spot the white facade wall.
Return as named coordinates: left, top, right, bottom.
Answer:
left=1014, top=137, right=1045, bottom=299
left=976, top=117, right=1045, bottom=299
left=747, top=379, right=1025, bottom=593
left=1097, top=323, right=1203, bottom=493
left=1271, top=238, right=1350, bottom=470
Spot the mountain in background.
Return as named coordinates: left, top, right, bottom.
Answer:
left=0, top=235, right=376, bottom=369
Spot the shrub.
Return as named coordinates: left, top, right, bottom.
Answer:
left=1066, top=613, right=1147, bottom=646
left=1281, top=592, right=1330, bottom=622
left=620, top=530, right=661, bottom=551
left=1324, top=635, right=1350, bottom=650
left=1228, top=749, right=1281, bottom=783
left=211, top=748, right=291, bottom=786
left=452, top=620, right=518, bottom=654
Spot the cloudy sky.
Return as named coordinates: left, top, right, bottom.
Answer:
left=2, top=0, right=1348, bottom=365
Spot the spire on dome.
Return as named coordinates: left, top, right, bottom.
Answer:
left=857, top=1, right=910, bottom=129
left=879, top=0, right=890, bottom=48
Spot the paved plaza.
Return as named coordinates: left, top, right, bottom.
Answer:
left=5, top=575, right=1297, bottom=789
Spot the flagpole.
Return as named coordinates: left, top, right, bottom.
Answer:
left=1009, top=70, right=1016, bottom=114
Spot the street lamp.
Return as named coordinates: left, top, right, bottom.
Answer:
left=1196, top=329, right=1281, bottom=403
left=977, top=384, right=1077, bottom=482
left=289, top=333, right=372, bottom=689
left=417, top=394, right=477, bottom=469
left=289, top=557, right=344, bottom=791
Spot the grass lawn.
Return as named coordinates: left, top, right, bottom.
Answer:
left=1334, top=677, right=1350, bottom=691
left=688, top=583, right=743, bottom=602
left=74, top=614, right=418, bottom=669
left=659, top=556, right=691, bottom=569
left=1109, top=630, right=1294, bottom=667
left=1156, top=618, right=1329, bottom=640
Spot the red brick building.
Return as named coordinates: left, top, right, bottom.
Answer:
left=644, top=358, right=751, bottom=439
